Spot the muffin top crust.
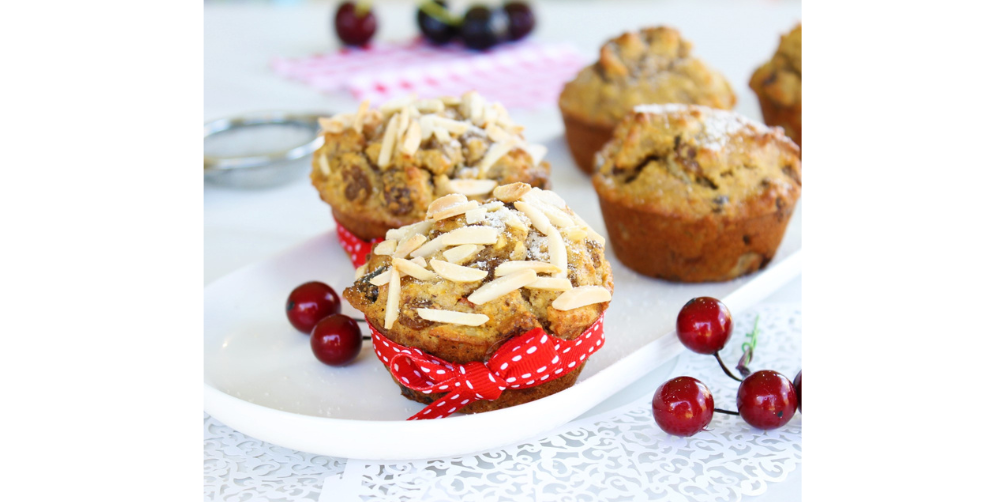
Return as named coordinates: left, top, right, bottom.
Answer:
left=592, top=104, right=801, bottom=219
left=343, top=184, right=613, bottom=363
left=559, top=26, right=736, bottom=127
left=750, top=24, right=802, bottom=108
left=311, top=92, right=551, bottom=233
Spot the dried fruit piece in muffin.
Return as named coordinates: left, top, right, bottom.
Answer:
left=592, top=104, right=801, bottom=283
left=559, top=26, right=736, bottom=173
left=311, top=93, right=551, bottom=241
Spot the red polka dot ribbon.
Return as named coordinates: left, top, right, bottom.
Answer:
left=335, top=221, right=384, bottom=268
left=367, top=313, right=606, bottom=420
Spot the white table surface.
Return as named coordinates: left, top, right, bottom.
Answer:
left=204, top=1, right=802, bottom=499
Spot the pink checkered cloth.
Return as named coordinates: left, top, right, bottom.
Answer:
left=271, top=38, right=586, bottom=110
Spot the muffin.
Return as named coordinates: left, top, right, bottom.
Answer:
left=592, top=104, right=801, bottom=283
left=343, top=183, right=613, bottom=414
left=749, top=24, right=801, bottom=146
left=311, top=92, right=551, bottom=241
left=559, top=26, right=736, bottom=174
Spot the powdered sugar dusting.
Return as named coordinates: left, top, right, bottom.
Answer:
left=633, top=103, right=773, bottom=151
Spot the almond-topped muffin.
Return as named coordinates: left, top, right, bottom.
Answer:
left=343, top=183, right=613, bottom=413
left=750, top=24, right=801, bottom=146
left=559, top=26, right=735, bottom=174
left=311, top=92, right=551, bottom=241
left=592, top=104, right=801, bottom=283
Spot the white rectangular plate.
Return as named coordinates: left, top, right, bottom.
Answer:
left=204, top=136, right=801, bottom=461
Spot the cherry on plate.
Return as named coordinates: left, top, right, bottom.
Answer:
left=736, top=370, right=798, bottom=430
left=503, top=2, right=535, bottom=41
left=460, top=5, right=507, bottom=50
left=311, top=314, right=363, bottom=366
left=286, top=281, right=341, bottom=334
left=652, top=376, right=715, bottom=437
left=794, top=370, right=802, bottom=413
left=676, top=297, right=733, bottom=354
left=335, top=1, right=377, bottom=47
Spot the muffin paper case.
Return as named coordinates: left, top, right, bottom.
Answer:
left=335, top=220, right=384, bottom=268
left=368, top=314, right=605, bottom=420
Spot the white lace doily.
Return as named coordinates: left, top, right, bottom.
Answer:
left=205, top=304, right=801, bottom=502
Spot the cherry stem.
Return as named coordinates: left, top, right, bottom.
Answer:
left=418, top=0, right=461, bottom=26
left=714, top=408, right=740, bottom=416
left=354, top=0, right=372, bottom=17
left=350, top=317, right=372, bottom=341
left=715, top=352, right=744, bottom=382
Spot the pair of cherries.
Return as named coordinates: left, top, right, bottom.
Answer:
left=286, top=281, right=363, bottom=366
left=652, top=297, right=802, bottom=436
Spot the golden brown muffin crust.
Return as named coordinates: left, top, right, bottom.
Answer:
left=312, top=94, right=551, bottom=240
left=559, top=26, right=736, bottom=128
left=750, top=25, right=802, bottom=144
left=593, top=104, right=801, bottom=219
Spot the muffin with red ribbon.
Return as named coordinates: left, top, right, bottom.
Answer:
left=343, top=183, right=613, bottom=419
left=311, top=92, right=551, bottom=252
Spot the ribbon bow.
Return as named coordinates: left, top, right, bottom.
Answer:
left=368, top=314, right=606, bottom=420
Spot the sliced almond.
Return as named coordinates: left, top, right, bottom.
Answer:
left=354, top=264, right=367, bottom=280
left=492, top=182, right=532, bottom=203
left=369, top=270, right=391, bottom=286
left=494, top=260, right=561, bottom=276
left=441, top=226, right=499, bottom=246
left=547, top=229, right=568, bottom=278
left=352, top=100, right=371, bottom=133
left=465, top=207, right=487, bottom=224
left=513, top=201, right=554, bottom=236
left=393, top=258, right=437, bottom=281
left=461, top=91, right=486, bottom=125
left=426, top=193, right=469, bottom=217
left=384, top=267, right=401, bottom=329
left=317, top=154, right=332, bottom=176
left=466, top=269, right=537, bottom=305
left=485, top=123, right=510, bottom=143
left=372, top=239, right=398, bottom=256
left=482, top=200, right=505, bottom=211
left=439, top=96, right=461, bottom=106
left=399, top=120, right=422, bottom=156
left=526, top=277, right=573, bottom=291
left=319, top=113, right=353, bottom=134
left=386, top=220, right=433, bottom=242
left=393, top=234, right=427, bottom=258
left=410, top=234, right=448, bottom=258
left=562, top=226, right=588, bottom=242
left=377, top=113, right=400, bottom=168
left=429, top=259, right=488, bottom=282
left=482, top=103, right=498, bottom=126
left=418, top=114, right=436, bottom=140
left=396, top=107, right=411, bottom=143
left=447, top=179, right=497, bottom=197
left=410, top=256, right=427, bottom=267
left=503, top=211, right=529, bottom=232
left=432, top=125, right=451, bottom=144
left=534, top=201, right=575, bottom=228
left=415, top=99, right=445, bottom=113
left=552, top=286, right=611, bottom=311
left=442, top=244, right=482, bottom=264
left=416, top=308, right=489, bottom=327
left=379, top=94, right=417, bottom=116
left=520, top=144, right=547, bottom=166
left=478, top=140, right=514, bottom=176
left=430, top=115, right=469, bottom=135
left=431, top=200, right=479, bottom=221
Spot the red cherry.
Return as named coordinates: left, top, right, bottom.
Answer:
left=335, top=2, right=377, bottom=47
left=311, top=314, right=363, bottom=366
left=794, top=370, right=802, bottom=413
left=736, top=370, right=798, bottom=430
left=676, top=297, right=733, bottom=354
left=652, top=376, right=715, bottom=437
left=286, top=281, right=341, bottom=334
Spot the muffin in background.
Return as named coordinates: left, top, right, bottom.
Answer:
left=559, top=26, right=735, bottom=174
left=592, top=104, right=801, bottom=283
left=311, top=92, right=550, bottom=241
left=750, top=24, right=802, bottom=146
